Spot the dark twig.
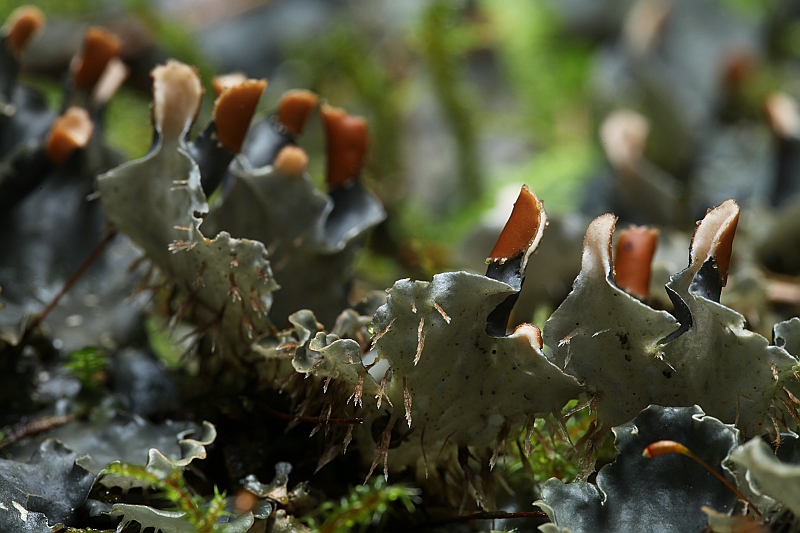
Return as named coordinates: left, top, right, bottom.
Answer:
left=0, top=408, right=91, bottom=450
left=439, top=510, right=548, bottom=524
left=28, top=229, right=118, bottom=332
left=260, top=404, right=363, bottom=425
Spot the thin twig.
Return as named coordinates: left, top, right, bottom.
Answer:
left=28, top=230, right=118, bottom=332
left=0, top=408, right=91, bottom=451
left=260, top=404, right=363, bottom=425
left=442, top=510, right=548, bottom=523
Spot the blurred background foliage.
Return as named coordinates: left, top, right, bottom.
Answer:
left=2, top=0, right=604, bottom=281
left=8, top=0, right=800, bottom=320
left=9, top=0, right=800, bottom=321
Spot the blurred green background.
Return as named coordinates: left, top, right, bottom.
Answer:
left=8, top=0, right=800, bottom=296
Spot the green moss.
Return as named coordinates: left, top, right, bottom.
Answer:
left=306, top=477, right=419, bottom=533
left=64, top=346, right=107, bottom=392
left=104, top=462, right=229, bottom=533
